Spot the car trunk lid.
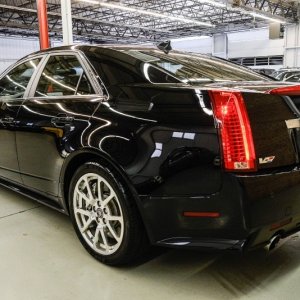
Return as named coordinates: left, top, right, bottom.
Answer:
left=207, top=82, right=300, bottom=172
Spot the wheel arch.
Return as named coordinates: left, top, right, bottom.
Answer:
left=60, top=148, right=154, bottom=242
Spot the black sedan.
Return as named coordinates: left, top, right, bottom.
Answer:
left=1, top=45, right=300, bottom=265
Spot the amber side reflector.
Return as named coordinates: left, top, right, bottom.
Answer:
left=183, top=212, right=220, bottom=218
left=267, top=85, right=300, bottom=96
left=270, top=218, right=292, bottom=231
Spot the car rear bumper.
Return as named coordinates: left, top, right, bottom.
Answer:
left=141, top=167, right=300, bottom=251
left=241, top=168, right=300, bottom=250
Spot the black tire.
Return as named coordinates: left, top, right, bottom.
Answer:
left=69, top=161, right=148, bottom=266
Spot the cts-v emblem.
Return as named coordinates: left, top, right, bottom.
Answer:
left=259, top=156, right=275, bottom=164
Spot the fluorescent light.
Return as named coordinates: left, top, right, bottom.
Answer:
left=250, top=12, right=285, bottom=23
left=197, top=0, right=286, bottom=24
left=80, top=0, right=215, bottom=27
left=172, top=36, right=210, bottom=42
left=81, top=0, right=285, bottom=28
left=198, top=0, right=226, bottom=8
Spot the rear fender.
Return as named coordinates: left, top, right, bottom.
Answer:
left=59, top=147, right=156, bottom=242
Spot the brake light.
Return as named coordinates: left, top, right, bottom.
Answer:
left=267, top=85, right=300, bottom=95
left=209, top=91, right=256, bottom=172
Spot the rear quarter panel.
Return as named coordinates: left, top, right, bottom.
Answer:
left=87, top=85, right=222, bottom=198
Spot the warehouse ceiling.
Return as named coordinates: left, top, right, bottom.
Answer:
left=0, top=0, right=299, bottom=43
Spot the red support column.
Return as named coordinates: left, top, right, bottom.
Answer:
left=37, top=0, right=50, bottom=49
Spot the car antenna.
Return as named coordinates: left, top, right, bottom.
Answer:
left=157, top=40, right=172, bottom=54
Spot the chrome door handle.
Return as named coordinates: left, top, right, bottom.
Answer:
left=51, top=114, right=74, bottom=127
left=0, top=117, right=14, bottom=124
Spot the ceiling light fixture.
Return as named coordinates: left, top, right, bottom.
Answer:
left=80, top=0, right=215, bottom=27
left=198, top=0, right=286, bottom=24
left=199, top=0, right=226, bottom=8
left=172, top=35, right=211, bottom=41
left=249, top=12, right=285, bottom=23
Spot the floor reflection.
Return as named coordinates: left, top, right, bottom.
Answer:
left=1, top=185, right=300, bottom=300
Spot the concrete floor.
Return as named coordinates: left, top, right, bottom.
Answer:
left=1, top=187, right=300, bottom=300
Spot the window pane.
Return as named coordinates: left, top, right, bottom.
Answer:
left=0, top=58, right=41, bottom=100
left=76, top=73, right=95, bottom=95
left=35, top=55, right=88, bottom=97
left=124, top=50, right=268, bottom=83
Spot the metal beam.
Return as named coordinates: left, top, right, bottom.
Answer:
left=36, top=0, right=49, bottom=49
left=0, top=0, right=297, bottom=43
left=61, top=0, right=73, bottom=45
left=0, top=4, right=170, bottom=33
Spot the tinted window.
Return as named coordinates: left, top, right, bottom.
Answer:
left=143, top=64, right=180, bottom=83
left=124, top=50, right=268, bottom=83
left=85, top=49, right=179, bottom=89
left=0, top=58, right=41, bottom=100
left=285, top=73, right=300, bottom=82
left=282, top=71, right=300, bottom=81
left=86, top=48, right=268, bottom=87
left=86, top=51, right=144, bottom=87
left=35, top=55, right=95, bottom=97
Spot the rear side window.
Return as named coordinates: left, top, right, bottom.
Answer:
left=34, top=55, right=95, bottom=97
left=0, top=58, right=41, bottom=100
left=86, top=50, right=179, bottom=88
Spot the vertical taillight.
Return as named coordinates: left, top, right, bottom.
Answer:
left=209, top=90, right=257, bottom=172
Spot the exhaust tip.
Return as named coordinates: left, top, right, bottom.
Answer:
left=265, top=234, right=281, bottom=252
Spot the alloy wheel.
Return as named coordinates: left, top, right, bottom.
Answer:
left=73, top=173, right=124, bottom=255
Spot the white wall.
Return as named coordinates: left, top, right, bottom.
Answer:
left=228, top=29, right=284, bottom=58
left=0, top=37, right=40, bottom=73
left=171, top=28, right=285, bottom=59
left=0, top=37, right=84, bottom=74
left=0, top=28, right=286, bottom=74
left=284, top=24, right=300, bottom=68
left=171, top=37, right=212, bottom=54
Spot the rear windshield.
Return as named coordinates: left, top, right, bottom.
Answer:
left=123, top=49, right=268, bottom=83
left=85, top=47, right=269, bottom=87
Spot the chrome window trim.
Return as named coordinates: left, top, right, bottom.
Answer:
left=79, top=51, right=109, bottom=99
left=29, top=94, right=106, bottom=101
left=27, top=50, right=103, bottom=100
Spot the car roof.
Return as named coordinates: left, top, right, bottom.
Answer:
left=25, top=44, right=214, bottom=61
left=27, top=44, right=157, bottom=56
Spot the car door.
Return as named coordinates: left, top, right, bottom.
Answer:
left=15, top=52, right=102, bottom=197
left=0, top=57, right=42, bottom=183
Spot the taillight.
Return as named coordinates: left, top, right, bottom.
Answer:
left=209, top=90, right=257, bottom=172
left=267, top=85, right=300, bottom=95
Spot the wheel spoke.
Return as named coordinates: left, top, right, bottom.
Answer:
left=107, top=223, right=121, bottom=242
left=99, top=227, right=108, bottom=250
left=76, top=188, right=94, bottom=206
left=93, top=228, right=100, bottom=248
left=102, top=193, right=115, bottom=207
left=107, top=215, right=122, bottom=222
left=81, top=218, right=93, bottom=233
left=75, top=208, right=90, bottom=217
left=97, top=178, right=103, bottom=202
left=84, top=177, right=95, bottom=202
left=78, top=192, right=83, bottom=209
